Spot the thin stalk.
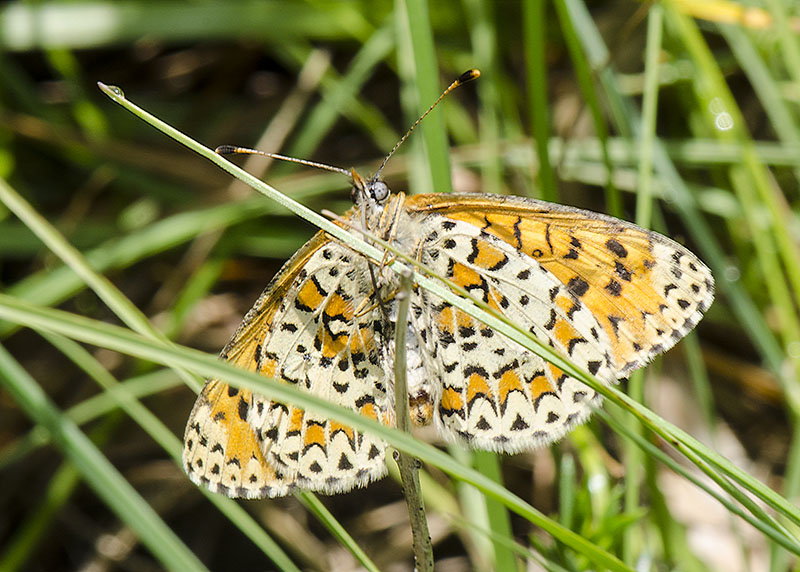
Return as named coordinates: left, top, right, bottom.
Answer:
left=393, top=270, right=434, bottom=572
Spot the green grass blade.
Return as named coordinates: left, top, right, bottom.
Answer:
left=523, top=0, right=559, bottom=201
left=297, top=493, right=380, bottom=572
left=553, top=0, right=622, bottom=217
left=0, top=343, right=208, bottom=572
left=395, top=0, right=452, bottom=194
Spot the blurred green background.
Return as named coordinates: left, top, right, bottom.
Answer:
left=0, top=1, right=798, bottom=570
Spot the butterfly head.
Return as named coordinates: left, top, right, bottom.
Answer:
left=350, top=168, right=391, bottom=208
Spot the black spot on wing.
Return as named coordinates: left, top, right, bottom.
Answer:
left=238, top=397, right=249, bottom=422
left=606, top=238, right=628, bottom=258
left=510, top=414, right=529, bottom=430
left=513, top=217, right=523, bottom=250
left=338, top=453, right=353, bottom=470
left=567, top=277, right=589, bottom=297
left=466, top=237, right=480, bottom=264
left=605, top=279, right=622, bottom=297
left=615, top=261, right=632, bottom=281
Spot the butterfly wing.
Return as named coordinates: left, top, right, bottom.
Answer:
left=403, top=193, right=714, bottom=451
left=406, top=213, right=614, bottom=451
left=251, top=237, right=394, bottom=494
left=183, top=380, right=291, bottom=498
left=183, top=231, right=394, bottom=498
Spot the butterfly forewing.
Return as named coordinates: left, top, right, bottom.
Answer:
left=404, top=194, right=714, bottom=374
left=183, top=381, right=292, bottom=498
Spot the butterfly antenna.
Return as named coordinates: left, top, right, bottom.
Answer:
left=374, top=69, right=480, bottom=179
left=215, top=146, right=351, bottom=177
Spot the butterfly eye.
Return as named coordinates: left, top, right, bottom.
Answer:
left=370, top=181, right=390, bottom=203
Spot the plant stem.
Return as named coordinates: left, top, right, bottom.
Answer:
left=393, top=270, right=434, bottom=571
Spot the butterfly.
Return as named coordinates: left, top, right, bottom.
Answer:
left=182, top=165, right=714, bottom=498
left=182, top=69, right=713, bottom=498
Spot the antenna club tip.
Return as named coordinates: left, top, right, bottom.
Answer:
left=215, top=145, right=238, bottom=155
left=458, top=69, right=481, bottom=84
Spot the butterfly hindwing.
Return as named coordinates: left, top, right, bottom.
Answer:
left=408, top=213, right=613, bottom=451
left=183, top=232, right=394, bottom=498
left=182, top=233, right=332, bottom=498
left=251, top=239, right=394, bottom=493
left=183, top=381, right=292, bottom=498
